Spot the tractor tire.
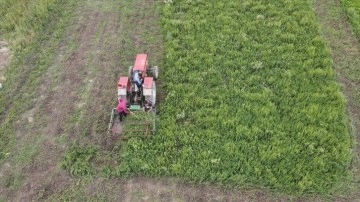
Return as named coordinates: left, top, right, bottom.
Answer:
left=152, top=66, right=159, bottom=80
left=152, top=81, right=156, bottom=107
left=128, top=66, right=133, bottom=78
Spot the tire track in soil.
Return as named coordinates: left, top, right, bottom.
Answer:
left=71, top=12, right=121, bottom=142
left=5, top=3, right=115, bottom=201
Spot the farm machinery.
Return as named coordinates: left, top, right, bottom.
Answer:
left=108, top=54, right=158, bottom=138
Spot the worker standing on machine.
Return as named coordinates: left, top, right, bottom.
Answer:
left=116, top=98, right=129, bottom=121
left=132, top=71, right=143, bottom=103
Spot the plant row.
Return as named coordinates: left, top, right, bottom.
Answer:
left=342, top=0, right=360, bottom=38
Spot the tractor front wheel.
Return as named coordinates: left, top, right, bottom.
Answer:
left=152, top=66, right=159, bottom=80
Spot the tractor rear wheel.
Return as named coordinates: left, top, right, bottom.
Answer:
left=152, top=81, right=156, bottom=107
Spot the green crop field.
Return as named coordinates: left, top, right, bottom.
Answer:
left=342, top=0, right=360, bottom=38
left=116, top=0, right=353, bottom=195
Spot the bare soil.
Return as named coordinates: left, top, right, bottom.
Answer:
left=0, top=40, right=10, bottom=83
left=50, top=177, right=288, bottom=202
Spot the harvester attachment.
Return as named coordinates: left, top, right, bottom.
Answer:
left=108, top=105, right=156, bottom=140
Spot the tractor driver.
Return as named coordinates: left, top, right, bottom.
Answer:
left=133, top=71, right=142, bottom=89
left=116, top=98, right=129, bottom=121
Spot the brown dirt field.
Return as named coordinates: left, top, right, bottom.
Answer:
left=1, top=0, right=360, bottom=201
left=47, top=177, right=290, bottom=202
left=0, top=0, right=123, bottom=200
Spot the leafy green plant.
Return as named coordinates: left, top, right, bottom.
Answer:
left=61, top=146, right=98, bottom=177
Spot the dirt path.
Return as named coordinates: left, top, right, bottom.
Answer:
left=313, top=0, right=360, bottom=200
left=0, top=0, right=124, bottom=200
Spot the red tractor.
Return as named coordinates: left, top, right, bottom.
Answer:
left=120, top=53, right=158, bottom=107
left=108, top=54, right=158, bottom=137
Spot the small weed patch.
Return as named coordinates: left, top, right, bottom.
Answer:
left=61, top=146, right=98, bottom=177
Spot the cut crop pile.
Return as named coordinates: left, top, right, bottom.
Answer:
left=116, top=0, right=353, bottom=195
